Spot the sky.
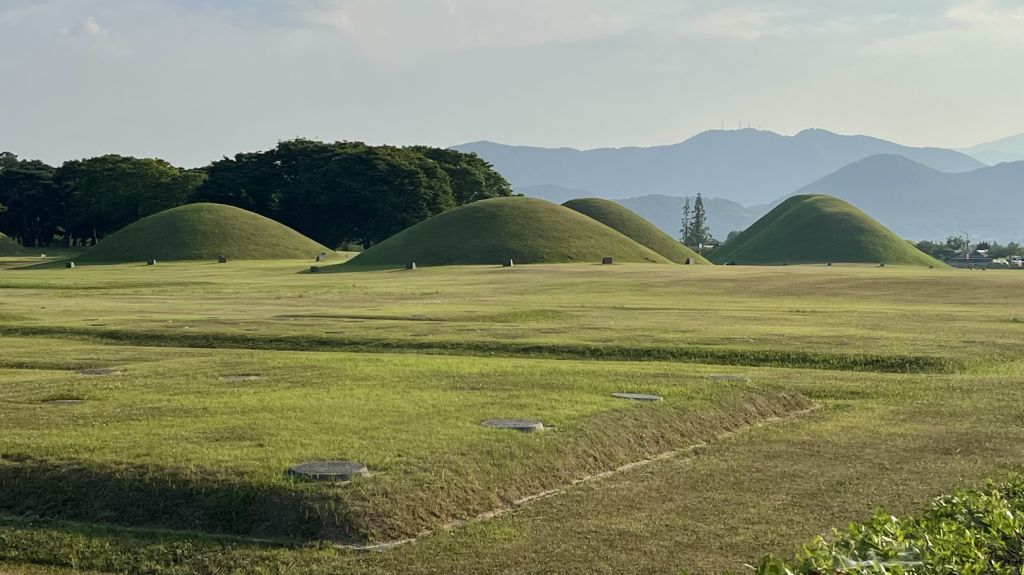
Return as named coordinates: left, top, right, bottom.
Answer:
left=1, top=0, right=1022, bottom=167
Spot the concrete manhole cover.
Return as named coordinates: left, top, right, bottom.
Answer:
left=481, top=419, right=545, bottom=432
left=611, top=392, right=663, bottom=402
left=287, top=461, right=370, bottom=481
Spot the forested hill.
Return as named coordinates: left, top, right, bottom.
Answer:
left=0, top=141, right=511, bottom=249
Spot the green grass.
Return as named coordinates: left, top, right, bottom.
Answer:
left=562, top=198, right=709, bottom=264
left=1, top=261, right=1023, bottom=573
left=343, top=197, right=671, bottom=268
left=711, top=194, right=944, bottom=267
left=0, top=336, right=806, bottom=542
left=76, top=203, right=331, bottom=263
left=0, top=233, right=29, bottom=256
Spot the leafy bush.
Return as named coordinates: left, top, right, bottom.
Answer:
left=752, top=479, right=1024, bottom=574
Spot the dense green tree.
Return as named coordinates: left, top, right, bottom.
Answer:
left=945, top=235, right=968, bottom=252
left=684, top=193, right=712, bottom=249
left=0, top=151, right=18, bottom=172
left=914, top=240, right=957, bottom=260
left=195, top=139, right=510, bottom=247
left=54, top=155, right=205, bottom=243
left=679, top=197, right=691, bottom=244
left=0, top=140, right=510, bottom=248
left=987, top=242, right=1023, bottom=258
left=410, top=147, right=512, bottom=204
left=0, top=159, right=59, bottom=247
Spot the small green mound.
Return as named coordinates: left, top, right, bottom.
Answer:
left=710, top=195, right=943, bottom=267
left=79, top=203, right=330, bottom=262
left=0, top=233, right=29, bottom=256
left=345, top=197, right=670, bottom=267
left=563, top=198, right=709, bottom=264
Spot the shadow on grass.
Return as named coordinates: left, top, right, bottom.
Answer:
left=0, top=456, right=348, bottom=542
left=0, top=325, right=963, bottom=373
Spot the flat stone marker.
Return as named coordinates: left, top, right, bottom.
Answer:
left=43, top=399, right=85, bottom=406
left=77, top=368, right=121, bottom=376
left=288, top=460, right=369, bottom=481
left=481, top=418, right=544, bottom=432
left=612, top=392, right=663, bottom=402
left=219, top=374, right=263, bottom=382
left=709, top=374, right=750, bottom=382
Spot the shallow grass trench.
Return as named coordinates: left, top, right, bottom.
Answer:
left=0, top=324, right=961, bottom=373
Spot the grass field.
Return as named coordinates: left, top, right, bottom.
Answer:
left=1, top=257, right=1023, bottom=574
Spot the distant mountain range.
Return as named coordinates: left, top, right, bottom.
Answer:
left=455, top=128, right=1024, bottom=242
left=454, top=128, right=984, bottom=206
left=614, top=156, right=1024, bottom=243
left=960, top=132, right=1024, bottom=165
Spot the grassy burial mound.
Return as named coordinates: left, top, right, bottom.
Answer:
left=710, top=194, right=943, bottom=267
left=0, top=233, right=28, bottom=256
left=563, top=198, right=709, bottom=264
left=78, top=203, right=331, bottom=263
left=345, top=196, right=671, bottom=267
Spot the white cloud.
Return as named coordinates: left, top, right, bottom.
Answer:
left=62, top=15, right=108, bottom=38
left=946, top=0, right=1024, bottom=26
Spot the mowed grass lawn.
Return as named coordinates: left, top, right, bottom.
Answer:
left=1, top=259, right=1024, bottom=574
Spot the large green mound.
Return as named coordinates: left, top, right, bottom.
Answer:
left=563, top=198, right=709, bottom=264
left=346, top=197, right=670, bottom=267
left=710, top=194, right=943, bottom=267
left=79, top=203, right=330, bottom=262
left=0, top=233, right=28, bottom=256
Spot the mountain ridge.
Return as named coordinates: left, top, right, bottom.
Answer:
left=453, top=128, right=984, bottom=206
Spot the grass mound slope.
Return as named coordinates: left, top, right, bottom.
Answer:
left=345, top=197, right=670, bottom=267
left=710, top=194, right=943, bottom=266
left=563, top=198, right=709, bottom=264
left=0, top=233, right=28, bottom=256
left=79, top=203, right=330, bottom=262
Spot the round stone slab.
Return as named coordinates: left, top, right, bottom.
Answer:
left=77, top=368, right=122, bottom=377
left=612, top=392, right=663, bottom=402
left=287, top=461, right=369, bottom=482
left=709, top=374, right=750, bottom=382
left=481, top=419, right=545, bottom=432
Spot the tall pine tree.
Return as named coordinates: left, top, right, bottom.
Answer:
left=679, top=196, right=691, bottom=244
left=685, top=193, right=711, bottom=249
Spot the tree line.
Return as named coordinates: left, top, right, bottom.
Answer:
left=0, top=141, right=512, bottom=248
left=916, top=236, right=1023, bottom=260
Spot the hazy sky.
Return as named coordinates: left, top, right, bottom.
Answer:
left=1, top=0, right=1022, bottom=167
